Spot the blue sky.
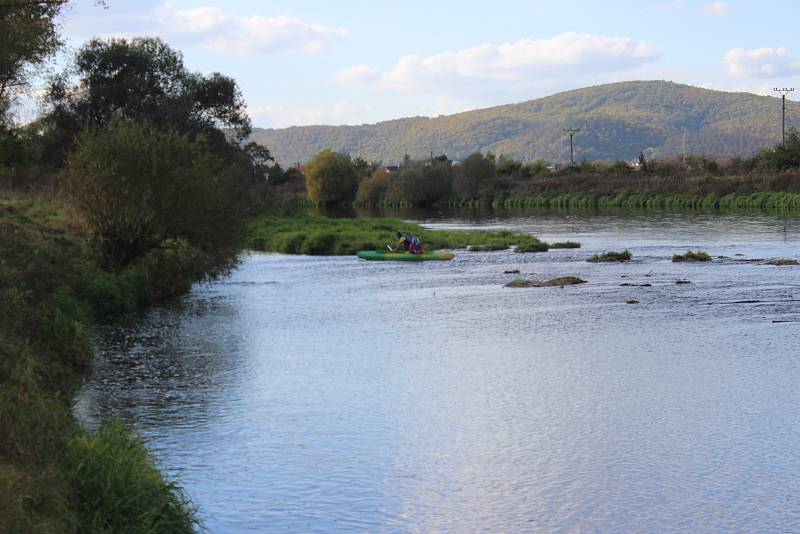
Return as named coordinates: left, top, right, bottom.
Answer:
left=57, top=0, right=800, bottom=128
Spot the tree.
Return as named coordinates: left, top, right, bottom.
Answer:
left=0, top=0, right=70, bottom=113
left=305, top=149, right=357, bottom=204
left=355, top=168, right=390, bottom=205
left=67, top=119, right=246, bottom=269
left=638, top=151, right=648, bottom=173
left=44, top=37, right=251, bottom=163
left=385, top=159, right=452, bottom=206
left=453, top=153, right=495, bottom=200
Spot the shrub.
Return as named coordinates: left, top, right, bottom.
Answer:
left=305, top=149, right=358, bottom=205
left=67, top=119, right=246, bottom=269
left=549, top=241, right=581, bottom=249
left=453, top=153, right=495, bottom=200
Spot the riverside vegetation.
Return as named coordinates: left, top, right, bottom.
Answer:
left=1, top=20, right=274, bottom=531
left=266, top=129, right=800, bottom=211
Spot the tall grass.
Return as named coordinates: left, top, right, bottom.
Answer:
left=67, top=422, right=199, bottom=533
left=246, top=215, right=551, bottom=255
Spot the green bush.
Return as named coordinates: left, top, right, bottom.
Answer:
left=672, top=250, right=712, bottom=262
left=67, top=422, right=199, bottom=534
left=67, top=119, right=245, bottom=270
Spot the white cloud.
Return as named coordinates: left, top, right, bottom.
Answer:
left=724, top=46, right=800, bottom=77
left=702, top=2, right=729, bottom=15
left=335, top=33, right=660, bottom=92
left=249, top=100, right=371, bottom=128
left=158, top=4, right=345, bottom=55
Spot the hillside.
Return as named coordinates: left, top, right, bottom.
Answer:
left=250, top=81, right=799, bottom=165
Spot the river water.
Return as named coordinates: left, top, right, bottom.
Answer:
left=75, top=210, right=800, bottom=532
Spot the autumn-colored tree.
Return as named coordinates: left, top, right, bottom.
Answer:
left=305, top=149, right=358, bottom=204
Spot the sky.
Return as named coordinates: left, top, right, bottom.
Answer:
left=52, top=0, right=800, bottom=129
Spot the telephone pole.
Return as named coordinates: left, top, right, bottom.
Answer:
left=563, top=128, right=581, bottom=166
left=774, top=87, right=795, bottom=144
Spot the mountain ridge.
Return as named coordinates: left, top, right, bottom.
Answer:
left=250, top=81, right=799, bottom=165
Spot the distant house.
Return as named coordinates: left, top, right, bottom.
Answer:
left=383, top=165, right=400, bottom=173
left=295, top=164, right=306, bottom=174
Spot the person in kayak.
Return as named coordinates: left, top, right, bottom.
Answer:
left=396, top=231, right=422, bottom=254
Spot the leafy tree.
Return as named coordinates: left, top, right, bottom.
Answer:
left=43, top=37, right=251, bottom=163
left=638, top=151, right=648, bottom=173
left=67, top=119, right=246, bottom=269
left=453, top=153, right=495, bottom=199
left=352, top=156, right=372, bottom=179
left=305, top=149, right=357, bottom=204
left=496, top=155, right=522, bottom=177
left=386, top=159, right=452, bottom=206
left=355, top=168, right=390, bottom=205
left=0, top=0, right=71, bottom=112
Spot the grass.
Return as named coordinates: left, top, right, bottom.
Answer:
left=588, top=250, right=632, bottom=262
left=0, top=191, right=200, bottom=532
left=549, top=241, right=581, bottom=249
left=246, top=214, right=553, bottom=255
left=672, top=250, right=712, bottom=262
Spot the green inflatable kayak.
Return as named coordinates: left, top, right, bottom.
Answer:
left=357, top=250, right=455, bottom=261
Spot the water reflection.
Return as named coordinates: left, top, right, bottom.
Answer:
left=76, top=213, right=800, bottom=532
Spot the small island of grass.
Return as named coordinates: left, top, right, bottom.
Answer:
left=246, top=215, right=566, bottom=256
left=672, top=251, right=712, bottom=262
left=588, top=250, right=632, bottom=263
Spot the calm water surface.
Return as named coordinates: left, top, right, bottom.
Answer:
left=75, top=211, right=800, bottom=532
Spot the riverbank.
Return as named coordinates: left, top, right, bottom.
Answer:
left=0, top=192, right=200, bottom=532
left=245, top=215, right=553, bottom=255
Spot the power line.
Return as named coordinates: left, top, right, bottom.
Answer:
left=774, top=87, right=795, bottom=145
left=563, top=128, right=581, bottom=167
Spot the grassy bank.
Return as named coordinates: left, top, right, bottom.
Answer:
left=0, top=193, right=200, bottom=532
left=245, top=215, right=552, bottom=255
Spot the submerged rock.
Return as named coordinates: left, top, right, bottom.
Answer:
left=504, top=269, right=521, bottom=274
left=675, top=279, right=692, bottom=284
left=504, top=276, right=586, bottom=288
left=767, top=259, right=799, bottom=266
left=626, top=299, right=640, bottom=304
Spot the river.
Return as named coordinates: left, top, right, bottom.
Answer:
left=75, top=210, right=800, bottom=532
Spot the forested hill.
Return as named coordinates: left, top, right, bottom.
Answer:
left=250, top=81, right=799, bottom=165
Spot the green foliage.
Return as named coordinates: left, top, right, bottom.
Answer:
left=549, top=241, right=581, bottom=249
left=305, top=149, right=358, bottom=204
left=68, top=119, right=245, bottom=270
left=355, top=169, right=390, bottom=205
left=454, top=153, right=495, bottom=199
left=760, top=128, right=800, bottom=170
left=588, top=250, right=632, bottom=262
left=67, top=421, right=199, bottom=533
left=672, top=250, right=712, bottom=262
left=245, top=215, right=551, bottom=256
left=385, top=160, right=452, bottom=206
left=0, top=194, right=199, bottom=532
left=0, top=0, right=67, bottom=105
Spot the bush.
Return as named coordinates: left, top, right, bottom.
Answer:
left=68, top=120, right=246, bottom=269
left=67, top=422, right=199, bottom=533
left=453, top=153, right=495, bottom=200
left=305, top=149, right=358, bottom=205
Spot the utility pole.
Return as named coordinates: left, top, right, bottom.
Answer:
left=563, top=128, right=581, bottom=166
left=774, top=87, right=795, bottom=144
